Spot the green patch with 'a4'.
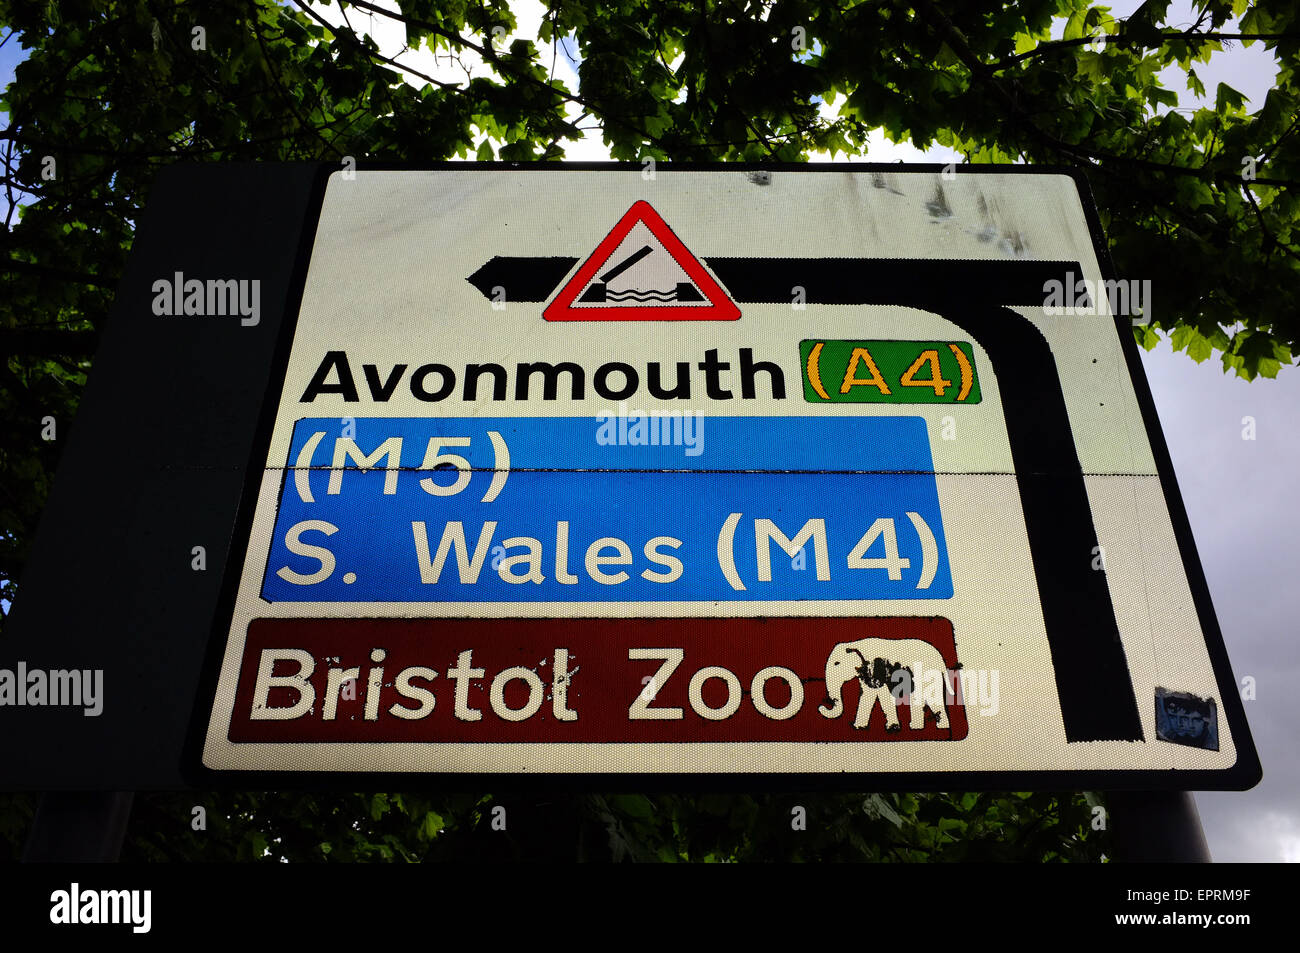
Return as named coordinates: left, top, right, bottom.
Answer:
left=800, top=340, right=981, bottom=404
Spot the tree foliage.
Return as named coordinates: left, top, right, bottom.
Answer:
left=3, top=0, right=1294, bottom=860
left=0, top=789, right=1107, bottom=862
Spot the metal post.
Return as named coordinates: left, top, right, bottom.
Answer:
left=23, top=792, right=135, bottom=862
left=1107, top=791, right=1211, bottom=862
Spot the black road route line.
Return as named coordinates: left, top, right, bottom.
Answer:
left=464, top=254, right=1143, bottom=742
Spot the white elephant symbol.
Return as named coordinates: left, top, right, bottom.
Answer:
left=818, top=637, right=953, bottom=732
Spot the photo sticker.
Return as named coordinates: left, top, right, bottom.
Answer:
left=1155, top=688, right=1219, bottom=751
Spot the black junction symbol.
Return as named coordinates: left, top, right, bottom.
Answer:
left=466, top=253, right=1142, bottom=744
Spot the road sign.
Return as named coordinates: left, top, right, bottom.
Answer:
left=0, top=163, right=1258, bottom=790
left=542, top=200, right=740, bottom=320
left=189, top=165, right=1257, bottom=787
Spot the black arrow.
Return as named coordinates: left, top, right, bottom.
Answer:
left=466, top=256, right=1093, bottom=309
left=466, top=256, right=578, bottom=303
left=463, top=253, right=1137, bottom=743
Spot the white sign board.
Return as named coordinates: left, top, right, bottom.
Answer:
left=198, top=166, right=1258, bottom=788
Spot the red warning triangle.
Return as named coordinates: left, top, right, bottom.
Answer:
left=543, top=201, right=740, bottom=321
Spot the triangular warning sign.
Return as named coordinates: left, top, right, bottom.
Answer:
left=543, top=201, right=740, bottom=321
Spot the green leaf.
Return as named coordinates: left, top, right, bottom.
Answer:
left=610, top=794, right=655, bottom=819
left=1256, top=356, right=1281, bottom=378
left=1135, top=325, right=1161, bottom=351
left=420, top=811, right=444, bottom=839
left=1215, top=82, right=1246, bottom=114
left=1148, top=86, right=1177, bottom=108
left=1076, top=51, right=1106, bottom=82
left=1064, top=11, right=1087, bottom=41
left=1186, top=329, right=1214, bottom=363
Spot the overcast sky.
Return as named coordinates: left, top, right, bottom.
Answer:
left=1146, top=338, right=1300, bottom=861
left=2, top=2, right=1294, bottom=861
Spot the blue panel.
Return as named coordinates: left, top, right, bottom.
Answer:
left=260, top=416, right=953, bottom=602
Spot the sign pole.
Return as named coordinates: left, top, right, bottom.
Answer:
left=23, top=792, right=134, bottom=862
left=1107, top=791, right=1210, bottom=862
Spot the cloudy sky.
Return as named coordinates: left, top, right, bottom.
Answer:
left=1150, top=330, right=1299, bottom=861
left=3, top=1, right=1294, bottom=860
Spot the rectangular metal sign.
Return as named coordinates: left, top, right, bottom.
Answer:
left=196, top=166, right=1259, bottom=786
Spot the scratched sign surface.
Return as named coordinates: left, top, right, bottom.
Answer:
left=201, top=168, right=1256, bottom=783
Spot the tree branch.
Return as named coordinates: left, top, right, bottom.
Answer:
left=910, top=1, right=1300, bottom=189
left=249, top=2, right=346, bottom=160
left=340, top=0, right=677, bottom=152
left=1242, top=184, right=1300, bottom=264
left=290, top=0, right=459, bottom=91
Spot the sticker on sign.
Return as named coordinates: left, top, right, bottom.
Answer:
left=197, top=166, right=1258, bottom=786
